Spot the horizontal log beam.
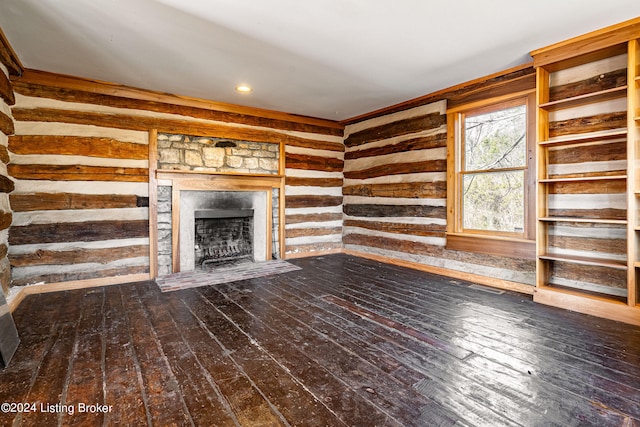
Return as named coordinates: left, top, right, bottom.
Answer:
left=343, top=181, right=446, bottom=199
left=549, top=262, right=626, bottom=288
left=345, top=113, right=446, bottom=148
left=549, top=112, right=627, bottom=138
left=549, top=140, right=625, bottom=165
left=548, top=208, right=626, bottom=220
left=9, top=245, right=149, bottom=267
left=547, top=180, right=626, bottom=194
left=13, top=70, right=343, bottom=135
left=10, top=193, right=144, bottom=212
left=548, top=235, right=625, bottom=255
left=549, top=69, right=626, bottom=102
left=9, top=220, right=149, bottom=245
left=344, top=160, right=446, bottom=180
left=286, top=195, right=343, bottom=208
left=8, top=164, right=149, bottom=182
left=0, top=70, right=15, bottom=105
left=11, top=107, right=335, bottom=149
left=285, top=153, right=344, bottom=172
left=344, top=219, right=445, bottom=237
left=285, top=212, right=343, bottom=224
left=344, top=204, right=446, bottom=218
left=345, top=134, right=446, bottom=160
left=285, top=242, right=343, bottom=255
left=285, top=227, right=342, bottom=239
left=285, top=177, right=343, bottom=188
left=9, top=135, right=148, bottom=159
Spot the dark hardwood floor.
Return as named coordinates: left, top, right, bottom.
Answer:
left=1, top=254, right=639, bottom=426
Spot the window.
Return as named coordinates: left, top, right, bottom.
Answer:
left=446, top=93, right=535, bottom=259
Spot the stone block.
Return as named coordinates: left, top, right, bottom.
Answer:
left=159, top=149, right=181, bottom=164
left=168, top=134, right=183, bottom=142
left=231, top=148, right=252, bottom=157
left=184, top=150, right=202, bottom=167
left=259, top=158, right=279, bottom=171
left=244, top=157, right=259, bottom=169
left=226, top=156, right=244, bottom=168
left=202, top=146, right=225, bottom=167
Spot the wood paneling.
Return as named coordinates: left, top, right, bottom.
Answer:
left=549, top=112, right=627, bottom=138
left=344, top=204, right=446, bottom=218
left=285, top=176, right=343, bottom=187
left=285, top=212, right=343, bottom=224
left=344, top=159, right=446, bottom=180
left=343, top=181, right=446, bottom=198
left=344, top=219, right=445, bottom=237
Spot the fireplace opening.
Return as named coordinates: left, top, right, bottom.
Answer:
left=194, top=209, right=254, bottom=268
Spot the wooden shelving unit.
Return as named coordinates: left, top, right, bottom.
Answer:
left=532, top=20, right=640, bottom=325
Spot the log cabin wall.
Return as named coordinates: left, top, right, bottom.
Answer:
left=284, top=130, right=344, bottom=256
left=0, top=33, right=18, bottom=297
left=4, top=69, right=344, bottom=293
left=342, top=67, right=538, bottom=289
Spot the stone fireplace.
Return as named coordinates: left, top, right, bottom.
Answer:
left=153, top=132, right=284, bottom=277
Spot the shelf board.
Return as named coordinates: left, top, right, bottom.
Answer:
left=539, top=175, right=627, bottom=183
left=538, top=128, right=627, bottom=147
left=538, top=217, right=627, bottom=224
left=538, top=253, right=628, bottom=270
left=635, top=261, right=640, bottom=268
left=539, top=86, right=627, bottom=111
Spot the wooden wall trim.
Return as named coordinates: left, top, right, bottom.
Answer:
left=13, top=69, right=343, bottom=134
left=0, top=27, right=23, bottom=76
left=531, top=16, right=640, bottom=68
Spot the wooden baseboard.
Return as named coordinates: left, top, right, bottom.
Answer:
left=8, top=273, right=150, bottom=312
left=284, top=248, right=343, bottom=259
left=534, top=286, right=640, bottom=326
left=344, top=249, right=535, bottom=296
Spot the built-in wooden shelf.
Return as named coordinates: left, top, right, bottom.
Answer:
left=538, top=217, right=628, bottom=225
left=539, top=86, right=627, bottom=111
left=538, top=253, right=628, bottom=270
left=538, top=128, right=627, bottom=147
left=538, top=175, right=627, bottom=183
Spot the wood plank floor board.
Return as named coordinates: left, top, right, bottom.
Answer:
left=206, top=281, right=461, bottom=426
left=260, top=274, right=601, bottom=427
left=102, top=284, right=150, bottom=426
left=162, top=291, right=290, bottom=427
left=309, top=257, right=640, bottom=376
left=196, top=285, right=404, bottom=427
left=119, top=283, right=194, bottom=426
left=223, top=277, right=529, bottom=427
left=135, top=283, right=243, bottom=427
left=1, top=254, right=639, bottom=426
left=186, top=287, right=350, bottom=427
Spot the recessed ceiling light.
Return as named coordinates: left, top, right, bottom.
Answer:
left=235, top=84, right=252, bottom=93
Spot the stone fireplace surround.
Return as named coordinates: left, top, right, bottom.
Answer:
left=154, top=173, right=283, bottom=277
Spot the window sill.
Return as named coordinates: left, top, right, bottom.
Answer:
left=445, top=233, right=535, bottom=260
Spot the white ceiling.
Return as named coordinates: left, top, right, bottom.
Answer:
left=1, top=0, right=640, bottom=121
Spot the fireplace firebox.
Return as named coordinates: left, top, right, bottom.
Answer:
left=194, top=209, right=254, bottom=267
